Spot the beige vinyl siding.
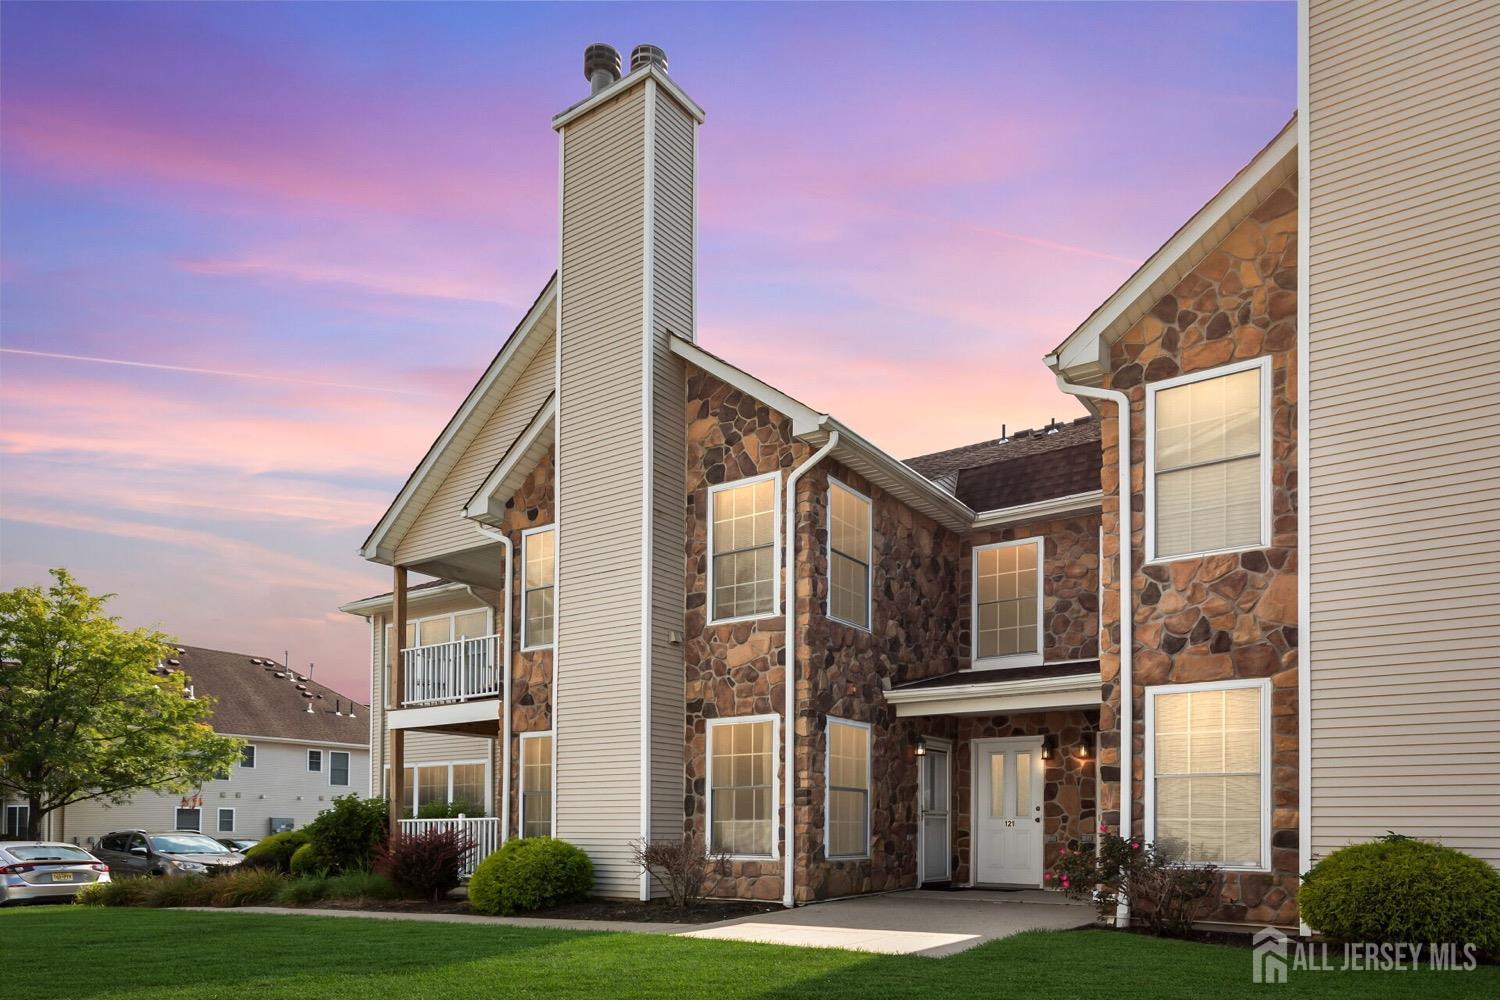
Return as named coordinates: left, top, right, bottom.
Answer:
left=1306, top=0, right=1500, bottom=863
left=396, top=321, right=556, bottom=566
left=649, top=87, right=694, bottom=848
left=556, top=83, right=649, bottom=896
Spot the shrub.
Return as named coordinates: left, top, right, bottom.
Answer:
left=1300, top=834, right=1500, bottom=954
left=630, top=836, right=728, bottom=909
left=416, top=800, right=484, bottom=819
left=1048, top=827, right=1219, bottom=936
left=289, top=842, right=321, bottom=877
left=302, top=795, right=388, bottom=874
left=469, top=837, right=593, bottom=916
left=279, top=876, right=332, bottom=907
left=75, top=877, right=151, bottom=907
left=243, top=829, right=310, bottom=873
left=208, top=868, right=285, bottom=907
left=142, top=874, right=214, bottom=908
left=325, top=870, right=400, bottom=903
left=376, top=827, right=473, bottom=901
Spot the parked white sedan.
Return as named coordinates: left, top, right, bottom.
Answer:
left=0, top=842, right=110, bottom=905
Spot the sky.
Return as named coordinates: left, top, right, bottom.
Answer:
left=0, top=2, right=1296, bottom=700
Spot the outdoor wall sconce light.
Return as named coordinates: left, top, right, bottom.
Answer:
left=1041, top=735, right=1059, bottom=759
left=915, top=737, right=928, bottom=757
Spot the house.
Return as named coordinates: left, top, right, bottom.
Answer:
left=3, top=645, right=371, bottom=846
left=350, top=10, right=1499, bottom=929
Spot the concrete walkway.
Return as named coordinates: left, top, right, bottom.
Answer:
left=677, top=889, right=1094, bottom=958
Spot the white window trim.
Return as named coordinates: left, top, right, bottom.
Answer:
left=217, top=807, right=235, bottom=834
left=518, top=731, right=554, bottom=837
left=706, top=471, right=783, bottom=626
left=705, top=713, right=781, bottom=860
left=328, top=750, right=351, bottom=788
left=970, top=537, right=1046, bottom=670
left=239, top=743, right=257, bottom=769
left=520, top=524, right=556, bottom=652
left=1143, top=355, right=1273, bottom=564
left=1143, top=677, right=1273, bottom=872
left=826, top=478, right=873, bottom=633
left=387, top=756, right=493, bottom=815
left=173, top=807, right=202, bottom=833
left=824, top=717, right=872, bottom=860
left=307, top=749, right=322, bottom=773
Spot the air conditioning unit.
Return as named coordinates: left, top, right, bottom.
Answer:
left=268, top=817, right=295, bottom=834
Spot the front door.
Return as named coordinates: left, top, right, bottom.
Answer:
left=918, top=743, right=951, bottom=883
left=974, top=739, right=1043, bottom=885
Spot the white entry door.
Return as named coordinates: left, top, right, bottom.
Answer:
left=919, top=743, right=951, bottom=882
left=974, top=739, right=1044, bottom=885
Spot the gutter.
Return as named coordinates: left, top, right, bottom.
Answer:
left=1046, top=361, right=1132, bottom=928
left=783, top=430, right=839, bottom=908
left=471, top=524, right=515, bottom=843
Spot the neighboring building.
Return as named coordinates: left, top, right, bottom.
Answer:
left=348, top=19, right=1498, bottom=928
left=4, top=645, right=370, bottom=846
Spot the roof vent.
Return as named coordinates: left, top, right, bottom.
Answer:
left=250, top=658, right=262, bottom=665
left=584, top=43, right=621, bottom=94
left=630, top=44, right=667, bottom=74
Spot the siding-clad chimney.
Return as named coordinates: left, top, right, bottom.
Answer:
left=550, top=47, right=703, bottom=899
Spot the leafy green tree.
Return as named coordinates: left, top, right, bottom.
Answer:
left=0, top=569, right=243, bottom=839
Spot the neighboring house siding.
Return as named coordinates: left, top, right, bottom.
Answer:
left=556, top=82, right=649, bottom=896
left=1306, top=1, right=1500, bottom=864
left=396, top=325, right=557, bottom=567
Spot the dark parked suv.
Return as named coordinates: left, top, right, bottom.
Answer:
left=93, top=831, right=245, bottom=877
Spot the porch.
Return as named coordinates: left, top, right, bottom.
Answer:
left=399, top=816, right=500, bottom=877
left=387, top=633, right=504, bottom=736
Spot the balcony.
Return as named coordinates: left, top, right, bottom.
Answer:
left=402, top=635, right=499, bottom=706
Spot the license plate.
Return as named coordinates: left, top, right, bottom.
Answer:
left=50, top=872, right=74, bottom=882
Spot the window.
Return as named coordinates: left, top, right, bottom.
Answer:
left=708, top=473, right=779, bottom=623
left=174, top=807, right=201, bottom=832
left=307, top=750, right=323, bottom=772
left=707, top=717, right=777, bottom=857
left=240, top=744, right=256, bottom=769
left=1147, top=358, right=1269, bottom=560
left=520, top=734, right=553, bottom=838
left=450, top=763, right=485, bottom=812
left=826, top=719, right=870, bottom=858
left=417, top=765, right=447, bottom=811
left=385, top=759, right=489, bottom=815
left=329, top=751, right=350, bottom=787
left=3, top=804, right=29, bottom=839
left=1147, top=680, right=1270, bottom=869
left=972, top=538, right=1043, bottom=664
left=828, top=480, right=872, bottom=630
left=217, top=808, right=235, bottom=833
left=522, top=527, right=556, bottom=649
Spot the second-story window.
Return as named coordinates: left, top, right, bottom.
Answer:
left=708, top=473, right=779, bottom=623
left=522, top=526, right=556, bottom=650
left=828, top=480, right=872, bottom=630
left=973, top=538, right=1043, bottom=666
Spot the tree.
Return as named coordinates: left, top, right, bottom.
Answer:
left=0, top=569, right=243, bottom=840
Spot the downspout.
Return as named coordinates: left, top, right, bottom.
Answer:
left=1047, top=363, right=1132, bottom=927
left=471, top=524, right=514, bottom=843
left=782, top=427, right=840, bottom=909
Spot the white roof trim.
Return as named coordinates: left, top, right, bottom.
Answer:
left=1048, top=120, right=1297, bottom=382
left=971, top=490, right=1103, bottom=530
left=337, top=581, right=473, bottom=617
left=552, top=63, right=705, bottom=131
left=670, top=336, right=823, bottom=435
left=464, top=393, right=556, bottom=525
left=360, top=276, right=556, bottom=563
left=886, top=670, right=1102, bottom=718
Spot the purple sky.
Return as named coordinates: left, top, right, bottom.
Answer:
left=0, top=2, right=1295, bottom=700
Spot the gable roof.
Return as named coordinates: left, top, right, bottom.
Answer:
left=164, top=645, right=369, bottom=747
left=360, top=274, right=556, bottom=563
left=1047, top=118, right=1297, bottom=383
left=906, top=417, right=1101, bottom=517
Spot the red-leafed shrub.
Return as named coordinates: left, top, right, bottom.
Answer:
left=375, top=827, right=473, bottom=901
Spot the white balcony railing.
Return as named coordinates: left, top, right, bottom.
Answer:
left=399, top=817, right=500, bottom=878
left=402, top=635, right=499, bottom=707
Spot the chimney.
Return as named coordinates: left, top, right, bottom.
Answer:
left=583, top=43, right=621, bottom=95
left=629, top=44, right=667, bottom=74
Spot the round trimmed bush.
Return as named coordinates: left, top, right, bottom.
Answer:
left=244, top=829, right=310, bottom=873
left=1300, top=835, right=1500, bottom=953
left=469, top=837, right=593, bottom=916
left=289, top=842, right=320, bottom=877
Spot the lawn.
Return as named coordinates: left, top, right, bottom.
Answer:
left=3, top=907, right=1493, bottom=999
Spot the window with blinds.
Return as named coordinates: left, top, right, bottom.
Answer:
left=973, top=539, right=1042, bottom=663
left=1150, top=362, right=1265, bottom=560
left=828, top=481, right=872, bottom=629
left=709, top=474, right=778, bottom=622
left=827, top=719, right=870, bottom=857
left=522, top=527, right=555, bottom=649
left=708, top=718, right=775, bottom=856
left=521, top=734, right=552, bottom=837
left=1150, top=682, right=1266, bottom=868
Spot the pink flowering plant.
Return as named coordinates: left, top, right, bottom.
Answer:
left=1045, top=825, right=1219, bottom=936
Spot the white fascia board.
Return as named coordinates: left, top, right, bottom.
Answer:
left=215, top=732, right=370, bottom=751
left=464, top=394, right=556, bottom=524
left=360, top=276, right=557, bottom=564
left=1048, top=121, right=1298, bottom=381
left=388, top=699, right=499, bottom=731
left=886, top=672, right=1103, bottom=718
left=970, top=490, right=1104, bottom=531
left=552, top=64, right=705, bottom=131
left=807, top=417, right=976, bottom=533
left=337, top=582, right=473, bottom=619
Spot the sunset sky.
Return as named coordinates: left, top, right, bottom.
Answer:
left=0, top=2, right=1295, bottom=699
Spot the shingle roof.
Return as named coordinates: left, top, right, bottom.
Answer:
left=904, top=416, right=1101, bottom=511
left=161, top=645, right=370, bottom=747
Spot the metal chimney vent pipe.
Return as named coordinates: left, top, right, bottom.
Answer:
left=630, top=44, right=667, bottom=74
left=584, top=43, right=621, bottom=94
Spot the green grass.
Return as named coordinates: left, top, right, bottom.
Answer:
left=2, top=907, right=1493, bottom=999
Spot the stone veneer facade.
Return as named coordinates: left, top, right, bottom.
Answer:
left=1096, top=175, right=1300, bottom=926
